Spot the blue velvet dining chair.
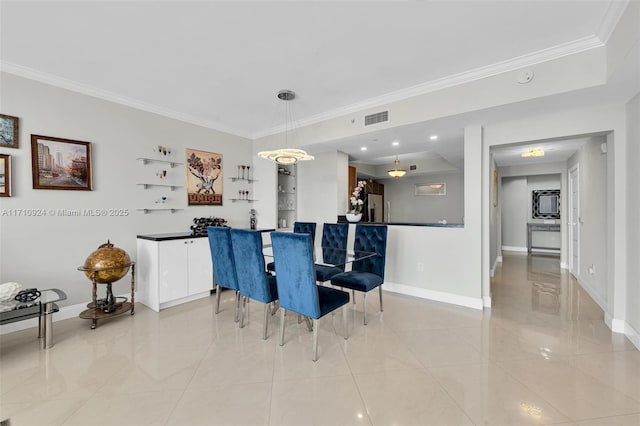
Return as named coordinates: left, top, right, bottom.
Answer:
left=314, top=223, right=349, bottom=284
left=267, top=221, right=317, bottom=273
left=270, top=231, right=350, bottom=361
left=207, top=227, right=241, bottom=321
left=230, top=229, right=279, bottom=339
left=330, top=224, right=388, bottom=325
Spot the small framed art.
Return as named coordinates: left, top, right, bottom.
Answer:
left=31, top=135, right=92, bottom=190
left=0, top=154, right=11, bottom=197
left=0, top=114, right=19, bottom=149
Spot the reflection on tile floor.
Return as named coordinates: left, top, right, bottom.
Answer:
left=1, top=253, right=638, bottom=425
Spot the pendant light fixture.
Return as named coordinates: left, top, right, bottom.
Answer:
left=387, top=155, right=407, bottom=178
left=257, top=90, right=314, bottom=165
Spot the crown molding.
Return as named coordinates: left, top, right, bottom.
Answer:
left=0, top=61, right=252, bottom=139
left=596, top=0, right=630, bottom=43
left=2, top=31, right=605, bottom=143
left=252, top=35, right=604, bottom=140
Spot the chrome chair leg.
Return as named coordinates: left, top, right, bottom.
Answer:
left=240, top=296, right=247, bottom=328
left=379, top=286, right=383, bottom=312
left=343, top=306, right=348, bottom=340
left=279, top=308, right=286, bottom=346
left=312, top=318, right=319, bottom=362
left=263, top=303, right=269, bottom=340
left=363, top=292, right=368, bottom=325
left=304, top=316, right=313, bottom=332
left=352, top=289, right=356, bottom=304
left=215, top=284, right=221, bottom=314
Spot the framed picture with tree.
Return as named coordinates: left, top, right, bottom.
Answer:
left=185, top=148, right=222, bottom=205
left=0, top=114, right=19, bottom=149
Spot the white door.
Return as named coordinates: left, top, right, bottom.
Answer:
left=187, top=238, right=214, bottom=295
left=158, top=240, right=189, bottom=303
left=568, top=165, right=580, bottom=275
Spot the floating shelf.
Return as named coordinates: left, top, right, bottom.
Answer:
left=230, top=177, right=258, bottom=183
left=278, top=174, right=296, bottom=178
left=278, top=208, right=295, bottom=211
left=230, top=199, right=258, bottom=202
left=136, top=183, right=183, bottom=190
left=136, top=158, right=183, bottom=168
left=136, top=208, right=183, bottom=214
left=278, top=191, right=296, bottom=195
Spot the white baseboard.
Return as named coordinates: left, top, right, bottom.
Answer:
left=382, top=282, right=483, bottom=310
left=0, top=293, right=129, bottom=335
left=501, top=246, right=527, bottom=253
left=575, top=275, right=608, bottom=314
left=491, top=257, right=500, bottom=277
left=483, top=296, right=492, bottom=308
left=531, top=248, right=561, bottom=255
left=604, top=313, right=640, bottom=351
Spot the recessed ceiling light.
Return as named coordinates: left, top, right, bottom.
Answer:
left=392, top=141, right=399, bottom=146
left=429, top=135, right=438, bottom=140
left=361, top=147, right=367, bottom=151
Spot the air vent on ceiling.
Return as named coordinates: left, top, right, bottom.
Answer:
left=409, top=165, right=417, bottom=171
left=364, top=110, right=389, bottom=126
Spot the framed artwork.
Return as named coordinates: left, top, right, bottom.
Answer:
left=30, top=135, right=92, bottom=190
left=0, top=154, right=11, bottom=197
left=186, top=148, right=222, bottom=205
left=0, top=114, right=19, bottom=149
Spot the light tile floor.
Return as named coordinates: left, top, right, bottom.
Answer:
left=1, top=253, right=639, bottom=425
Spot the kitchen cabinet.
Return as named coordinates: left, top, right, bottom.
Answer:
left=277, top=164, right=296, bottom=229
left=136, top=233, right=213, bottom=312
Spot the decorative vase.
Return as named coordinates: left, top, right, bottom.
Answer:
left=346, top=213, right=362, bottom=223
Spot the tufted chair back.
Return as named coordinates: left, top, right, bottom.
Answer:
left=293, top=222, right=317, bottom=246
left=271, top=231, right=320, bottom=319
left=352, top=224, right=388, bottom=278
left=230, top=229, right=277, bottom=304
left=207, top=226, right=239, bottom=291
left=321, top=223, right=349, bottom=249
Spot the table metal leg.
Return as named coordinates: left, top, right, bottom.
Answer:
left=42, top=302, right=54, bottom=349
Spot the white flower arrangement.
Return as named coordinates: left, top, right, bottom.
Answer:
left=348, top=180, right=366, bottom=214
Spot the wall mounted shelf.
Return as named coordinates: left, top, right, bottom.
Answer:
left=136, top=208, right=183, bottom=214
left=136, top=158, right=183, bottom=168
left=230, top=199, right=258, bottom=202
left=230, top=177, right=258, bottom=183
left=136, top=183, right=183, bottom=190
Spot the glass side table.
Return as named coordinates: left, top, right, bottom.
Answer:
left=0, top=288, right=67, bottom=349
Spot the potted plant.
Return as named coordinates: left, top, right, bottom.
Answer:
left=346, top=180, right=366, bottom=222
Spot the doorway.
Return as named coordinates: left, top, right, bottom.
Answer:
left=568, top=165, right=580, bottom=276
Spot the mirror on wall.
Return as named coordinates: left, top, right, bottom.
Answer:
left=532, top=189, right=560, bottom=219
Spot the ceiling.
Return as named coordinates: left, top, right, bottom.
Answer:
left=1, top=1, right=637, bottom=169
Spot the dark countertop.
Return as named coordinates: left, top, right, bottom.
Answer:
left=137, top=228, right=276, bottom=241
left=336, top=216, right=463, bottom=228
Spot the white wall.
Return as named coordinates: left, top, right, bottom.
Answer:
left=500, top=176, right=528, bottom=249
left=0, top=73, right=253, bottom=307
left=625, top=93, right=640, bottom=344
left=297, top=150, right=348, bottom=247
left=567, top=137, right=609, bottom=307
left=380, top=171, right=463, bottom=224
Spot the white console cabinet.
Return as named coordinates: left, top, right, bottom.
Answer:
left=136, top=233, right=213, bottom=312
